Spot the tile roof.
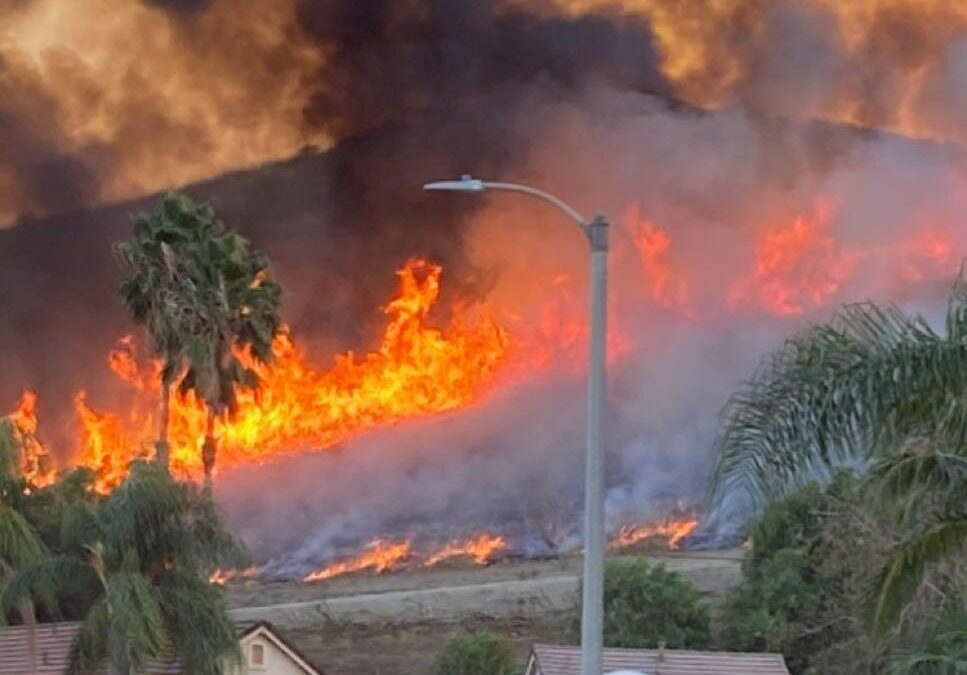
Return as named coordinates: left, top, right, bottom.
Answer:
left=0, top=620, right=322, bottom=675
left=528, top=643, right=790, bottom=675
left=0, top=622, right=182, bottom=675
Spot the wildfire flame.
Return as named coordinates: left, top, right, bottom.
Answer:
left=8, top=391, right=54, bottom=486
left=729, top=201, right=858, bottom=315
left=609, top=516, right=700, bottom=550
left=423, top=534, right=508, bottom=567
left=74, top=258, right=509, bottom=489
left=300, top=534, right=508, bottom=583
left=625, top=204, right=694, bottom=317
left=209, top=566, right=262, bottom=586
left=304, top=540, right=412, bottom=582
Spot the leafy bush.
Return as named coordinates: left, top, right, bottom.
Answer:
left=718, top=549, right=824, bottom=653
left=716, top=472, right=967, bottom=675
left=433, top=631, right=518, bottom=675
left=592, top=558, right=711, bottom=649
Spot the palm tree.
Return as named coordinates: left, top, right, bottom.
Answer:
left=166, top=195, right=282, bottom=491
left=4, top=461, right=246, bottom=675
left=116, top=195, right=203, bottom=471
left=117, top=193, right=282, bottom=487
left=709, top=267, right=967, bottom=636
left=0, top=418, right=48, bottom=587
left=0, top=417, right=48, bottom=675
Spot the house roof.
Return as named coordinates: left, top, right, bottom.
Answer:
left=240, top=621, right=325, bottom=675
left=0, top=621, right=177, bottom=675
left=0, top=620, right=322, bottom=675
left=526, top=643, right=791, bottom=675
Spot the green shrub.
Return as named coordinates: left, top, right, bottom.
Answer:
left=716, top=474, right=889, bottom=675
left=433, top=631, right=518, bottom=675
left=593, top=558, right=711, bottom=649
left=718, top=549, right=823, bottom=653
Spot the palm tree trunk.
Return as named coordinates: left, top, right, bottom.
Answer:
left=155, top=381, right=171, bottom=472
left=202, top=411, right=217, bottom=495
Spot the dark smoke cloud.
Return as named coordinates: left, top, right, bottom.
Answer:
left=0, top=0, right=669, bottom=443
left=0, top=55, right=103, bottom=221
left=142, top=0, right=212, bottom=12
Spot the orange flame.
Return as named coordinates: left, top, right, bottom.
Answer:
left=8, top=391, right=55, bottom=486
left=609, top=515, right=700, bottom=550
left=625, top=205, right=694, bottom=317
left=75, top=258, right=509, bottom=488
left=729, top=201, right=858, bottom=315
left=209, top=566, right=261, bottom=586
left=423, top=534, right=508, bottom=566
left=304, top=540, right=412, bottom=582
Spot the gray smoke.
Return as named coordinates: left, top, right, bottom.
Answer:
left=217, top=94, right=965, bottom=573
left=0, top=0, right=964, bottom=574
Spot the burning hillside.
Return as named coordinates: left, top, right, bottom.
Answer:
left=0, top=0, right=964, bottom=578
left=71, top=258, right=509, bottom=490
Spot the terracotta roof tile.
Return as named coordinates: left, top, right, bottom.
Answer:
left=530, top=643, right=790, bottom=675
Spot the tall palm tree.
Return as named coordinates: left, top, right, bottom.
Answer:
left=117, top=193, right=282, bottom=487
left=4, top=461, right=246, bottom=675
left=709, top=267, right=967, bottom=636
left=116, top=195, right=202, bottom=471
left=167, top=196, right=282, bottom=491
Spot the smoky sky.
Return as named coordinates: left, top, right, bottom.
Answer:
left=0, top=0, right=669, bottom=448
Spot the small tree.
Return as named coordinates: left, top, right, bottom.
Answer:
left=4, top=462, right=247, bottom=675
left=434, top=631, right=518, bottom=675
left=583, top=558, right=711, bottom=649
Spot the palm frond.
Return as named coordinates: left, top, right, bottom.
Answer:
left=869, top=511, right=967, bottom=636
left=870, top=450, right=967, bottom=526
left=66, top=599, right=109, bottom=675
left=2, top=555, right=96, bottom=620
left=158, top=570, right=240, bottom=675
left=100, top=462, right=187, bottom=568
left=890, top=608, right=967, bottom=675
left=0, top=419, right=23, bottom=481
left=708, top=297, right=966, bottom=510
left=0, top=504, right=47, bottom=572
left=104, top=566, right=167, bottom=672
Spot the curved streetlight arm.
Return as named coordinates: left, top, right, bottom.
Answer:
left=480, top=181, right=588, bottom=230
left=424, top=175, right=607, bottom=250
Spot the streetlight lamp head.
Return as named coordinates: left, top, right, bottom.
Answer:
left=422, top=174, right=485, bottom=193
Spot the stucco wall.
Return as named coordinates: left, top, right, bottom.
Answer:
left=224, top=631, right=312, bottom=675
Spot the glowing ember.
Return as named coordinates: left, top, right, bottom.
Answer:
left=609, top=516, right=700, bottom=550
left=74, top=258, right=509, bottom=489
left=304, top=540, right=412, bottom=582
left=423, top=534, right=508, bottom=566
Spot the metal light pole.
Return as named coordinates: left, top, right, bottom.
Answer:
left=424, top=175, right=609, bottom=675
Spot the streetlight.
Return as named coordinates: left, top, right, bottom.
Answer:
left=424, top=175, right=609, bottom=675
